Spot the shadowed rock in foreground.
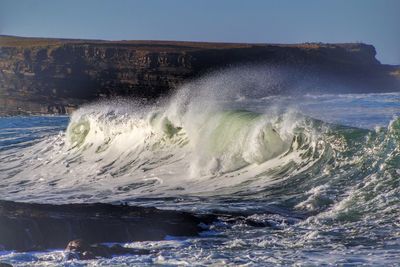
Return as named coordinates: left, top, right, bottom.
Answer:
left=1, top=35, right=399, bottom=115
left=0, top=200, right=213, bottom=251
left=65, top=239, right=151, bottom=260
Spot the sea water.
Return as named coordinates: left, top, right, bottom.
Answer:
left=0, top=69, right=399, bottom=266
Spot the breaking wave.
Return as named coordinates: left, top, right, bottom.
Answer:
left=0, top=67, right=399, bottom=228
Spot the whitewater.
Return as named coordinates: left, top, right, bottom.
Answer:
left=0, top=67, right=399, bottom=266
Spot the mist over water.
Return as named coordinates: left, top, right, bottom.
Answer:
left=1, top=66, right=399, bottom=265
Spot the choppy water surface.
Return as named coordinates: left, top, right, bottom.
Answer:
left=0, top=70, right=399, bottom=266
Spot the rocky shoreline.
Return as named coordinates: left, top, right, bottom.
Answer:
left=0, top=200, right=215, bottom=252
left=1, top=35, right=399, bottom=115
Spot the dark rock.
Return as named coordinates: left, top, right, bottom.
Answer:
left=244, top=218, right=273, bottom=228
left=65, top=239, right=90, bottom=253
left=1, top=35, right=399, bottom=115
left=0, top=200, right=215, bottom=251
left=0, top=263, right=13, bottom=267
left=64, top=239, right=150, bottom=260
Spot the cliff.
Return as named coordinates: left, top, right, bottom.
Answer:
left=0, top=35, right=399, bottom=115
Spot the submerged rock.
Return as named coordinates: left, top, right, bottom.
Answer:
left=0, top=200, right=214, bottom=251
left=64, top=239, right=150, bottom=260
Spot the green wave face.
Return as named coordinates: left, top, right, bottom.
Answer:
left=200, top=110, right=289, bottom=169
left=206, top=111, right=260, bottom=154
left=67, top=119, right=90, bottom=147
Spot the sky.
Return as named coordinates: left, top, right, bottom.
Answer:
left=1, top=0, right=399, bottom=64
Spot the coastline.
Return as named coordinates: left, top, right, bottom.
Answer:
left=1, top=35, right=399, bottom=116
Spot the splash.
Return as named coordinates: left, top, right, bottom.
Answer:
left=1, top=66, right=400, bottom=266
left=0, top=66, right=399, bottom=222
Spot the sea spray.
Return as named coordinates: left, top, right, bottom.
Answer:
left=0, top=67, right=399, bottom=265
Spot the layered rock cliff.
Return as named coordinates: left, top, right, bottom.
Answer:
left=0, top=35, right=399, bottom=115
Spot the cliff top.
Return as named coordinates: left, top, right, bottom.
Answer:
left=0, top=35, right=373, bottom=53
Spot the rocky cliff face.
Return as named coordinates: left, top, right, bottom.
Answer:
left=0, top=36, right=399, bottom=115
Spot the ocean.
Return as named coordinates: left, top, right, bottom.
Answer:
left=0, top=71, right=399, bottom=266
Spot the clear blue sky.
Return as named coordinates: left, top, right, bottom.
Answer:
left=1, top=0, right=399, bottom=64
